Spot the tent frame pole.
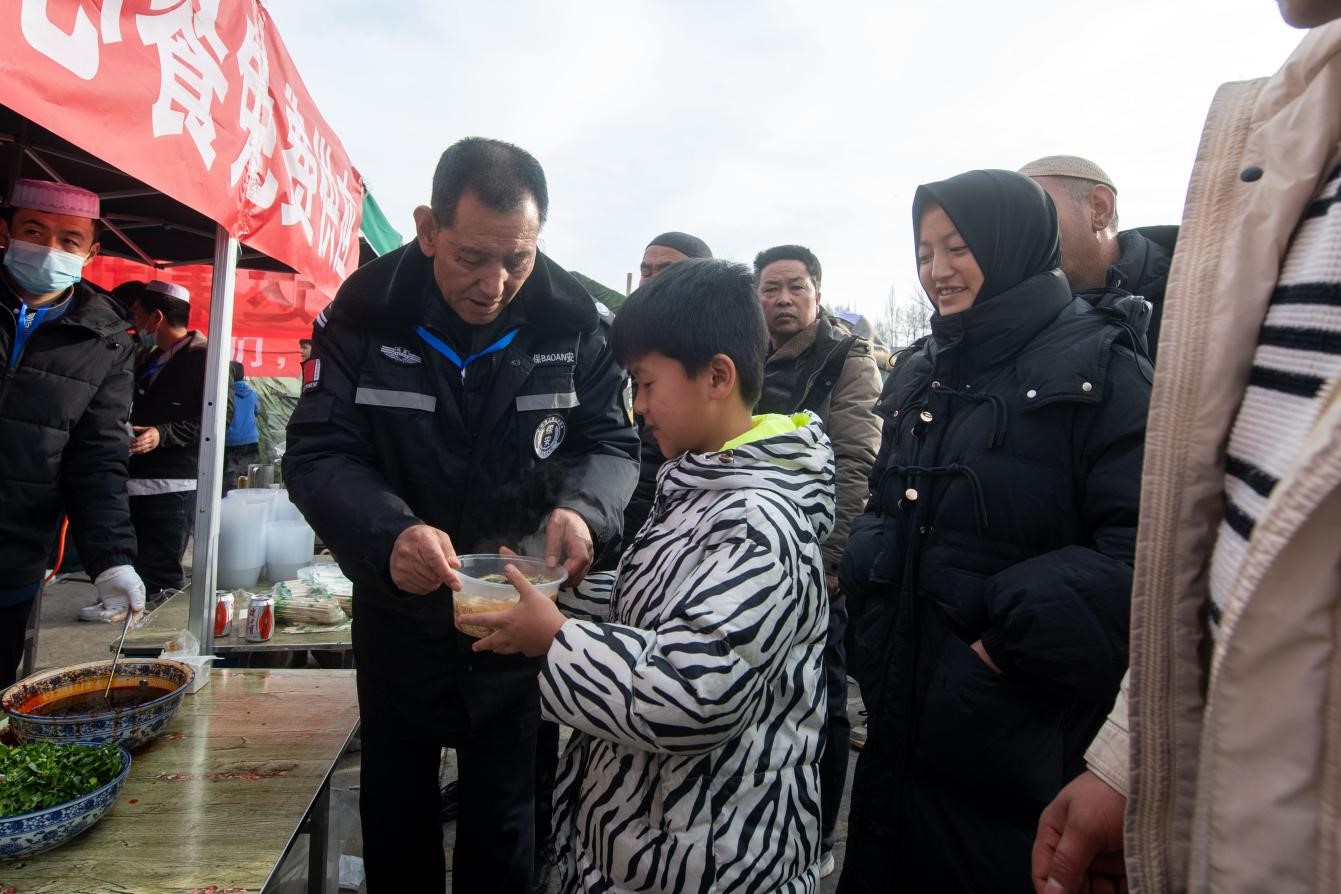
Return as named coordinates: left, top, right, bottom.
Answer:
left=189, top=225, right=238, bottom=654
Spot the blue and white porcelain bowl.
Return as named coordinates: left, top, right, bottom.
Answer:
left=1, top=659, right=193, bottom=750
left=0, top=745, right=132, bottom=858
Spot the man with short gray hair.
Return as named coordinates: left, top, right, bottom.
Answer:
left=284, top=137, right=639, bottom=893
left=1020, top=155, right=1177, bottom=360
left=753, top=243, right=882, bottom=879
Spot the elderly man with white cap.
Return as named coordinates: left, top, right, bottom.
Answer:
left=1019, top=155, right=1178, bottom=361
left=123, top=277, right=227, bottom=602
left=0, top=178, right=144, bottom=682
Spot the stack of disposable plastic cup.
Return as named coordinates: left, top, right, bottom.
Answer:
left=269, top=492, right=306, bottom=524
left=265, top=520, right=316, bottom=582
left=218, top=498, right=267, bottom=588
left=228, top=488, right=283, bottom=526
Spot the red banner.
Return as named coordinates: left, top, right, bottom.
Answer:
left=88, top=254, right=321, bottom=377
left=1, top=0, right=361, bottom=299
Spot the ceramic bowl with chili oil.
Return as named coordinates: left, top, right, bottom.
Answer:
left=1, top=659, right=193, bottom=750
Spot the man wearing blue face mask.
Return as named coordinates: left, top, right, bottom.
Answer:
left=0, top=178, right=145, bottom=686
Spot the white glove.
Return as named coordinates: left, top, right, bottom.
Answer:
left=93, top=565, right=147, bottom=623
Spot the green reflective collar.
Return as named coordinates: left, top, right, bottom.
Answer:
left=720, top=412, right=809, bottom=451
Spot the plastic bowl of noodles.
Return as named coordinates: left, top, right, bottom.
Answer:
left=452, top=555, right=565, bottom=638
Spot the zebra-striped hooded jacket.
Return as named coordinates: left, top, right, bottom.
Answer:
left=544, top=412, right=836, bottom=893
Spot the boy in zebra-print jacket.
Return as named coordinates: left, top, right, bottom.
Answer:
left=471, top=259, right=837, bottom=893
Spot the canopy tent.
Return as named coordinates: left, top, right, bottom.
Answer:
left=2, top=114, right=386, bottom=378
left=1, top=0, right=370, bottom=653
left=82, top=254, right=341, bottom=377
left=0, top=100, right=398, bottom=268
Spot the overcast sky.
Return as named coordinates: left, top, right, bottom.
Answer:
left=264, top=0, right=1305, bottom=320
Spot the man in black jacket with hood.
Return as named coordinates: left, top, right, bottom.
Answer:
left=1020, top=155, right=1177, bottom=361
left=0, top=179, right=143, bottom=686
left=283, top=138, right=639, bottom=893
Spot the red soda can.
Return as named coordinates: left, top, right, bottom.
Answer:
left=214, top=591, right=235, bottom=638
left=245, top=594, right=275, bottom=642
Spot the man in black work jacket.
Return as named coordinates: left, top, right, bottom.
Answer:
left=283, top=138, right=639, bottom=893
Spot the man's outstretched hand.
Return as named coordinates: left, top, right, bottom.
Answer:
left=390, top=524, right=461, bottom=594
left=1032, top=770, right=1128, bottom=894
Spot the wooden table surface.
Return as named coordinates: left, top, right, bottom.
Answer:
left=120, top=588, right=353, bottom=656
left=0, top=669, right=360, bottom=894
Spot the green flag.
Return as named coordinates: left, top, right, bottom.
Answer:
left=360, top=192, right=403, bottom=256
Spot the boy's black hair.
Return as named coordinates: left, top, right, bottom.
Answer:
left=611, top=258, right=766, bottom=406
left=230, top=360, right=245, bottom=383
left=430, top=137, right=549, bottom=229
left=132, top=288, right=190, bottom=328
left=752, top=244, right=822, bottom=288
left=298, top=338, right=312, bottom=348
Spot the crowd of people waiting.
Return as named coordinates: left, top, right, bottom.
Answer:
left=4, top=2, right=1341, bottom=892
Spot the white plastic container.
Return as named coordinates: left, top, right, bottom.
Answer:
left=452, top=554, right=565, bottom=638
left=227, top=488, right=283, bottom=527
left=218, top=498, right=267, bottom=588
left=265, top=520, right=316, bottom=582
left=269, top=492, right=305, bottom=524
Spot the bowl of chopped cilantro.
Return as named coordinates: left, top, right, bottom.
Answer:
left=0, top=741, right=131, bottom=858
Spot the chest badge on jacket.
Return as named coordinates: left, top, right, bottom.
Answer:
left=380, top=345, right=423, bottom=366
left=534, top=414, right=566, bottom=459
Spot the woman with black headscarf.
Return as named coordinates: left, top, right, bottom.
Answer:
left=836, top=170, right=1152, bottom=893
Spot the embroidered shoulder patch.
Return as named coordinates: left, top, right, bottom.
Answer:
left=380, top=345, right=423, bottom=366
left=302, top=358, right=321, bottom=392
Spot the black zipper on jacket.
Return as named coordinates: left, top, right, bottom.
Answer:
left=0, top=309, right=17, bottom=411
left=0, top=364, right=16, bottom=411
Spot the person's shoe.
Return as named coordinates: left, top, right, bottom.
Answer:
left=849, top=709, right=868, bottom=750
left=144, top=588, right=173, bottom=610
left=819, top=850, right=836, bottom=878
left=438, top=780, right=458, bottom=822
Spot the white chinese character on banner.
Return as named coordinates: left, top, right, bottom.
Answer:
left=228, top=16, right=278, bottom=210
left=279, top=84, right=318, bottom=245
left=232, top=336, right=265, bottom=368
left=19, top=0, right=124, bottom=80
left=316, top=135, right=358, bottom=270
left=136, top=0, right=229, bottom=170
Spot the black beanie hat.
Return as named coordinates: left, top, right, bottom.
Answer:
left=646, top=231, right=713, bottom=260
